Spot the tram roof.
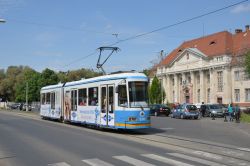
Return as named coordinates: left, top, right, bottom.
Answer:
left=41, top=72, right=147, bottom=90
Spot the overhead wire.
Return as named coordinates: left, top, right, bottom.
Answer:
left=56, top=0, right=248, bottom=69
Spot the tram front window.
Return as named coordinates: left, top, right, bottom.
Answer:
left=129, top=81, right=148, bottom=108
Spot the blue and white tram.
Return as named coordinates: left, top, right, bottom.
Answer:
left=40, top=72, right=151, bottom=129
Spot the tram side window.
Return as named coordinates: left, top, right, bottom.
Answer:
left=78, top=88, right=87, bottom=106
left=51, top=92, right=55, bottom=109
left=46, top=93, right=51, bottom=104
left=41, top=93, right=46, bottom=104
left=88, top=87, right=98, bottom=106
left=118, top=85, right=128, bottom=107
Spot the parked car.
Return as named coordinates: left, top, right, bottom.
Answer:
left=171, top=103, right=199, bottom=119
left=21, top=104, right=34, bottom=111
left=10, top=103, right=22, bottom=110
left=149, top=104, right=171, bottom=116
left=200, top=104, right=224, bottom=117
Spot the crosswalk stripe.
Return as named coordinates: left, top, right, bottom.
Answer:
left=113, top=155, right=155, bottom=166
left=48, top=162, right=71, bottom=166
left=192, top=151, right=223, bottom=160
left=142, top=154, right=194, bottom=166
left=168, top=153, right=227, bottom=166
left=82, top=158, right=114, bottom=166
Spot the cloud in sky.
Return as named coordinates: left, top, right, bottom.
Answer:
left=231, top=4, right=250, bottom=13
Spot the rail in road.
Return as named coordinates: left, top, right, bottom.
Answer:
left=1, top=109, right=250, bottom=166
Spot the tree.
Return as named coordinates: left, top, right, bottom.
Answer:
left=39, top=68, right=59, bottom=87
left=149, top=76, right=165, bottom=104
left=245, top=51, right=250, bottom=75
left=15, top=67, right=41, bottom=102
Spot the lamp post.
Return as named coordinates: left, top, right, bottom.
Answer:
left=0, top=19, right=6, bottom=23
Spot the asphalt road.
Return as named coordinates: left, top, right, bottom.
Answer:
left=0, top=110, right=250, bottom=166
left=148, top=115, right=250, bottom=148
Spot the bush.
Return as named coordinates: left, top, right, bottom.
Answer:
left=243, top=108, right=250, bottom=114
left=241, top=112, right=250, bottom=123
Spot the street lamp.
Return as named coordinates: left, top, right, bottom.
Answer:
left=0, top=18, right=6, bottom=23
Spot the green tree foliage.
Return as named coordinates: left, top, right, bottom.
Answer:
left=39, top=68, right=59, bottom=87
left=0, top=66, right=101, bottom=102
left=245, top=51, right=250, bottom=75
left=149, top=76, right=165, bottom=104
left=15, top=67, right=41, bottom=102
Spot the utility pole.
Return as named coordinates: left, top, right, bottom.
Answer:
left=26, top=82, right=28, bottom=112
left=0, top=18, right=6, bottom=23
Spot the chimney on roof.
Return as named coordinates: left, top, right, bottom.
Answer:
left=246, top=25, right=249, bottom=32
left=235, top=29, right=243, bottom=34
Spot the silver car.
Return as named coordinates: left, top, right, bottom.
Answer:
left=201, top=104, right=224, bottom=117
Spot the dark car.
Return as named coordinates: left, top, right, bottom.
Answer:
left=149, top=104, right=171, bottom=116
left=10, top=103, right=22, bottom=110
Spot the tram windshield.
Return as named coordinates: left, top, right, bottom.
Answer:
left=129, top=81, right=148, bottom=108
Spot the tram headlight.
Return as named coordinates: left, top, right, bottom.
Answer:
left=128, top=117, right=137, bottom=121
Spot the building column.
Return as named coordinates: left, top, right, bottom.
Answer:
left=200, top=70, right=205, bottom=103
left=190, top=71, right=196, bottom=103
left=224, top=67, right=232, bottom=104
left=174, top=74, right=178, bottom=103
left=209, top=68, right=215, bottom=103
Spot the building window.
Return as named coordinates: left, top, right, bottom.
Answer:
left=188, top=76, right=191, bottom=83
left=180, top=76, right=182, bottom=85
left=235, top=89, right=240, bottom=102
left=245, top=89, right=250, bottom=102
left=243, top=71, right=250, bottom=80
left=216, top=56, right=223, bottom=62
left=217, top=71, right=223, bottom=92
left=172, top=78, right=174, bottom=86
left=197, top=89, right=200, bottom=103
left=207, top=88, right=210, bottom=103
left=234, top=71, right=240, bottom=81
left=187, top=53, right=189, bottom=60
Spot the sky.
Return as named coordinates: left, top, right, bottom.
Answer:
left=0, top=0, right=250, bottom=73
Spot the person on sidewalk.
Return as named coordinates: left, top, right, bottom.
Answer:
left=234, top=104, right=240, bottom=123
left=228, top=104, right=233, bottom=122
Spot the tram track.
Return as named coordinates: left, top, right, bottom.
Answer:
left=124, top=130, right=250, bottom=164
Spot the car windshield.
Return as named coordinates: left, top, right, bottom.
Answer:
left=186, top=105, right=197, bottom=110
left=129, top=81, right=148, bottom=108
left=209, top=105, right=220, bottom=109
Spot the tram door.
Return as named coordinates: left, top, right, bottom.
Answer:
left=100, top=85, right=114, bottom=126
left=71, top=90, right=77, bottom=121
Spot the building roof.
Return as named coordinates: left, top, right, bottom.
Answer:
left=160, top=26, right=250, bottom=67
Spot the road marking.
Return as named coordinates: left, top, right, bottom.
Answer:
left=237, top=148, right=250, bottom=152
left=82, top=158, right=114, bottom=166
left=192, top=151, right=223, bottom=160
left=160, top=128, right=174, bottom=130
left=48, top=162, right=71, bottom=166
left=168, top=153, right=226, bottom=166
left=141, top=154, right=194, bottom=166
left=113, top=155, right=155, bottom=166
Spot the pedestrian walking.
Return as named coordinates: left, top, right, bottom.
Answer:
left=234, top=104, right=240, bottom=123
left=200, top=102, right=206, bottom=118
left=228, top=104, right=233, bottom=122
